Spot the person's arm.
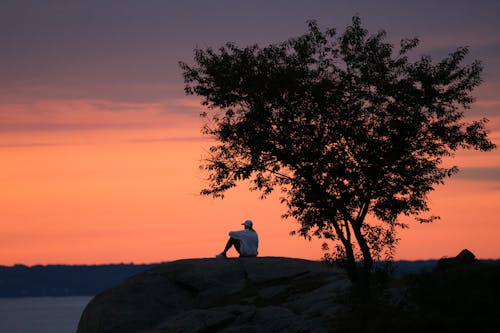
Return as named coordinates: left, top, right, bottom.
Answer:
left=229, top=230, right=244, bottom=239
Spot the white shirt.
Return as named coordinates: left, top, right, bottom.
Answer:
left=229, top=229, right=259, bottom=257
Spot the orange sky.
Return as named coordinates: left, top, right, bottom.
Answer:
left=1, top=1, right=499, bottom=265
left=0, top=96, right=498, bottom=265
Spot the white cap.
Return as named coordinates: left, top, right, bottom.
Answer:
left=242, top=220, right=253, bottom=228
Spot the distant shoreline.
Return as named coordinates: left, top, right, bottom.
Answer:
left=0, top=263, right=158, bottom=298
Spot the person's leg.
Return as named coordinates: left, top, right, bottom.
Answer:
left=232, top=238, right=241, bottom=255
left=221, top=237, right=241, bottom=256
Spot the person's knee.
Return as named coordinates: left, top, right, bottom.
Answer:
left=232, top=238, right=241, bottom=253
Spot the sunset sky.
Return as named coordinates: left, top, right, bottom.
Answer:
left=1, top=0, right=499, bottom=265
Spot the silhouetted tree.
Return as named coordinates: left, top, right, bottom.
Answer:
left=180, top=16, right=495, bottom=286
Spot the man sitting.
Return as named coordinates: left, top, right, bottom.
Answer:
left=216, top=219, right=259, bottom=258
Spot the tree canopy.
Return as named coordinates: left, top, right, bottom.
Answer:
left=180, top=16, right=495, bottom=283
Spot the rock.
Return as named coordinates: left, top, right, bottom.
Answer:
left=77, top=257, right=350, bottom=333
left=455, top=248, right=476, bottom=263
left=436, top=248, right=477, bottom=270
left=150, top=305, right=326, bottom=333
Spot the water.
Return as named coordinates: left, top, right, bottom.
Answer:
left=0, top=296, right=92, bottom=333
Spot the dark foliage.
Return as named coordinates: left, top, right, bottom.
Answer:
left=180, top=16, right=495, bottom=284
left=335, top=261, right=500, bottom=333
left=404, top=262, right=500, bottom=332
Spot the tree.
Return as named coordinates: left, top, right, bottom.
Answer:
left=179, top=16, right=495, bottom=285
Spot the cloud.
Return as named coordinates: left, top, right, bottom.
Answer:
left=454, top=167, right=500, bottom=182
left=472, top=98, right=500, bottom=118
left=126, top=136, right=211, bottom=144
left=0, top=136, right=210, bottom=149
left=164, top=98, right=205, bottom=116
left=418, top=34, right=500, bottom=52
left=0, top=142, right=64, bottom=148
left=0, top=98, right=207, bottom=148
left=0, top=98, right=200, bottom=133
left=474, top=100, right=500, bottom=108
left=0, top=122, right=145, bottom=132
left=0, top=83, right=185, bottom=104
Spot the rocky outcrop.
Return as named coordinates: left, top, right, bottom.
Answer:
left=436, top=249, right=477, bottom=270
left=77, top=257, right=350, bottom=333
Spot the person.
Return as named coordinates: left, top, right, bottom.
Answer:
left=216, top=219, right=259, bottom=258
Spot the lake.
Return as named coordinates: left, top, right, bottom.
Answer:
left=0, top=296, right=92, bottom=333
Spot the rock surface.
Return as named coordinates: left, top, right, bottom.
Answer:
left=436, top=248, right=477, bottom=270
left=77, top=257, right=350, bottom=333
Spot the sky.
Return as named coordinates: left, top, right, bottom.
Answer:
left=1, top=0, right=499, bottom=265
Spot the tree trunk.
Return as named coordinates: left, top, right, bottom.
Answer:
left=351, top=223, right=373, bottom=296
left=342, top=241, right=358, bottom=282
left=329, top=216, right=358, bottom=282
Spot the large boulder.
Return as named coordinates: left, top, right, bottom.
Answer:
left=436, top=249, right=477, bottom=270
left=77, top=257, right=350, bottom=333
